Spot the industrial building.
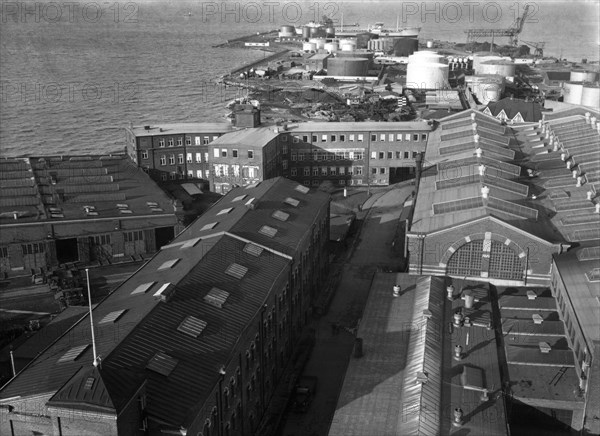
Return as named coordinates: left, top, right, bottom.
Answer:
left=0, top=177, right=331, bottom=436
left=0, top=155, right=179, bottom=276
left=126, top=123, right=234, bottom=183
left=407, top=107, right=600, bottom=434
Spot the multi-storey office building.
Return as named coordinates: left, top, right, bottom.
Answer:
left=206, top=122, right=432, bottom=193
left=0, top=177, right=330, bottom=436
left=126, top=123, right=234, bottom=183
left=0, top=155, right=179, bottom=275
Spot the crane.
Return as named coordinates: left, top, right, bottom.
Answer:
left=520, top=40, right=545, bottom=58
left=465, top=5, right=531, bottom=46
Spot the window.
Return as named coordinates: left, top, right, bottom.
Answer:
left=168, top=138, right=174, bottom=147
left=413, top=134, right=419, bottom=141
left=371, top=134, right=377, bottom=141
left=197, top=170, right=202, bottom=178
left=312, top=167, right=319, bottom=176
left=380, top=167, right=386, bottom=174
left=161, top=173, right=167, bottom=181
left=379, top=152, right=384, bottom=159
left=232, top=149, right=238, bottom=158
left=370, top=151, right=376, bottom=159
left=355, top=152, right=364, bottom=160
left=21, top=243, right=45, bottom=255
left=177, top=138, right=183, bottom=146
left=205, top=170, right=210, bottom=179
left=169, top=155, right=175, bottom=165
left=405, top=134, right=411, bottom=141
left=339, top=167, right=345, bottom=175
left=339, top=179, right=346, bottom=185
left=298, top=152, right=305, bottom=161
left=123, top=230, right=143, bottom=242
left=160, top=156, right=166, bottom=166
left=213, top=135, right=219, bottom=141
left=349, top=134, right=355, bottom=142
left=355, top=166, right=363, bottom=175
left=196, top=153, right=202, bottom=163
left=380, top=134, right=386, bottom=141
left=357, top=134, right=364, bottom=142
left=320, top=167, right=327, bottom=176
left=330, top=167, right=336, bottom=175
left=396, top=151, right=401, bottom=159
left=371, top=167, right=377, bottom=174
left=0, top=247, right=8, bottom=258
left=213, top=149, right=219, bottom=158
left=281, top=135, right=288, bottom=142
left=312, top=180, right=319, bottom=186
left=178, top=154, right=184, bottom=164
left=141, top=150, right=148, bottom=159
left=321, top=134, right=327, bottom=142
left=340, top=134, right=346, bottom=141
left=204, top=152, right=209, bottom=162
left=282, top=160, right=288, bottom=170
left=348, top=166, right=354, bottom=175
left=291, top=153, right=297, bottom=161
left=248, top=150, right=254, bottom=159
left=170, top=173, right=176, bottom=180
left=293, top=135, right=300, bottom=143
left=389, top=134, right=394, bottom=142
left=303, top=180, right=310, bottom=186
left=421, top=133, right=428, bottom=141
left=413, top=151, right=418, bottom=158
left=396, top=133, right=403, bottom=141
left=331, top=135, right=336, bottom=142
left=187, top=153, right=193, bottom=163
left=186, top=137, right=191, bottom=145
left=304, top=167, right=310, bottom=176
left=312, top=135, right=317, bottom=142
left=404, top=151, right=410, bottom=159
left=195, top=136, right=201, bottom=145
left=302, top=135, right=308, bottom=142
left=291, top=168, right=297, bottom=176
left=203, top=136, right=209, bottom=145
left=92, top=234, right=111, bottom=245
left=221, top=149, right=227, bottom=158
left=387, top=151, right=393, bottom=159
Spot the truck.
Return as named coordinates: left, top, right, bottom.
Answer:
left=292, top=376, right=318, bottom=413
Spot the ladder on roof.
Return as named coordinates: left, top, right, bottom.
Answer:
left=548, top=366, right=568, bottom=386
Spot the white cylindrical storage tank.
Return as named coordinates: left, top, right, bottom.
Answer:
left=327, top=58, right=369, bottom=76
left=408, top=51, right=446, bottom=64
left=406, top=62, right=449, bottom=89
left=339, top=38, right=357, bottom=52
left=309, top=38, right=326, bottom=49
left=563, top=82, right=584, bottom=105
left=426, top=40, right=433, bottom=48
left=581, top=83, right=600, bottom=108
left=279, top=24, right=296, bottom=37
left=303, top=42, right=317, bottom=52
left=478, top=60, right=516, bottom=77
left=324, top=42, right=339, bottom=53
left=472, top=53, right=509, bottom=74
left=571, top=70, right=598, bottom=82
left=465, top=75, right=504, bottom=105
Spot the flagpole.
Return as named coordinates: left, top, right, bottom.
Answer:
left=86, top=268, right=99, bottom=367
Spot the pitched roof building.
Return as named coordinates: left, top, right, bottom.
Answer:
left=483, top=97, right=544, bottom=123
left=0, top=177, right=330, bottom=436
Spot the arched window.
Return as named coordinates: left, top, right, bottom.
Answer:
left=447, top=240, right=483, bottom=277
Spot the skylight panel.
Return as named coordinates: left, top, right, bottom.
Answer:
left=284, top=197, right=300, bottom=207
left=204, top=287, right=230, bottom=308
left=259, top=225, right=278, bottom=238
left=99, top=309, right=127, bottom=324
left=181, top=237, right=202, bottom=249
left=200, top=222, right=218, bottom=231
left=158, top=258, right=180, bottom=271
left=272, top=210, right=290, bottom=222
left=83, top=377, right=95, bottom=390
left=232, top=194, right=247, bottom=202
left=295, top=184, right=310, bottom=194
left=243, top=243, right=264, bottom=257
left=146, top=352, right=178, bottom=377
left=131, top=281, right=156, bottom=295
left=225, top=263, right=248, bottom=279
left=217, top=207, right=234, bottom=215
left=177, top=316, right=208, bottom=338
left=57, top=344, right=90, bottom=363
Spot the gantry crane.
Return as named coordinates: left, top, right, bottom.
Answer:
left=465, top=5, right=531, bottom=46
left=520, top=40, right=545, bottom=58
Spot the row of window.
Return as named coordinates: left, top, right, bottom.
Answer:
left=300, top=179, right=370, bottom=187
left=213, top=149, right=255, bottom=159
left=292, top=151, right=364, bottom=161
left=371, top=151, right=419, bottom=159
left=290, top=166, right=364, bottom=177
left=292, top=132, right=427, bottom=143
left=152, top=152, right=210, bottom=164
left=157, top=135, right=220, bottom=148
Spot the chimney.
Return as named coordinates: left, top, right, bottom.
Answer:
left=475, top=147, right=482, bottom=158
left=585, top=112, right=591, bottom=124
left=481, top=185, right=490, bottom=199
left=471, top=113, right=476, bottom=120
left=596, top=203, right=600, bottom=213
left=474, top=134, right=480, bottom=143
left=576, top=176, right=583, bottom=187
left=471, top=122, right=478, bottom=132
left=567, top=160, right=573, bottom=170
left=591, top=117, right=597, bottom=129
left=587, top=191, right=593, bottom=201
left=538, top=119, right=543, bottom=129
left=561, top=152, right=567, bottom=161
left=572, top=169, right=579, bottom=178
left=478, top=164, right=486, bottom=176
left=552, top=139, right=558, bottom=152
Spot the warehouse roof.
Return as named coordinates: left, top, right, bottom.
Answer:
left=484, top=97, right=543, bottom=122
left=0, top=155, right=177, bottom=241
left=129, top=123, right=234, bottom=137
left=0, top=177, right=330, bottom=430
left=210, top=126, right=280, bottom=147
left=288, top=121, right=432, bottom=133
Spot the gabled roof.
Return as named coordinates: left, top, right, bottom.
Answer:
left=129, top=123, right=233, bottom=137
left=484, top=98, right=543, bottom=123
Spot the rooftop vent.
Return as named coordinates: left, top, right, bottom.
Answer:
left=200, top=222, right=218, bottom=231
left=272, top=210, right=290, bottom=222
left=284, top=197, right=300, bottom=207
left=99, top=309, right=127, bottom=324
left=177, top=316, right=207, bottom=338
left=232, top=194, right=247, bottom=202
left=217, top=207, right=234, bottom=215
left=259, top=225, right=278, bottom=238
left=83, top=205, right=98, bottom=216
left=144, top=125, right=151, bottom=130
left=243, top=243, right=264, bottom=257
left=225, top=263, right=248, bottom=279
left=204, top=287, right=230, bottom=308
left=146, top=352, right=178, bottom=376
left=57, top=344, right=90, bottom=363
left=153, top=283, right=176, bottom=302
left=295, top=185, right=310, bottom=194
left=245, top=197, right=256, bottom=209
left=131, top=281, right=156, bottom=295
left=158, top=259, right=180, bottom=271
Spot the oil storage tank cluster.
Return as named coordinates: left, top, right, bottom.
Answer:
left=406, top=51, right=449, bottom=89
left=339, top=38, right=357, bottom=52
left=465, top=75, right=505, bottom=105
left=392, top=38, right=418, bottom=56
left=324, top=42, right=339, bottom=54
left=279, top=25, right=296, bottom=38
left=309, top=38, right=326, bottom=50
left=327, top=58, right=369, bottom=76
left=303, top=42, right=317, bottom=53
left=472, top=53, right=511, bottom=74
left=563, top=81, right=600, bottom=107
